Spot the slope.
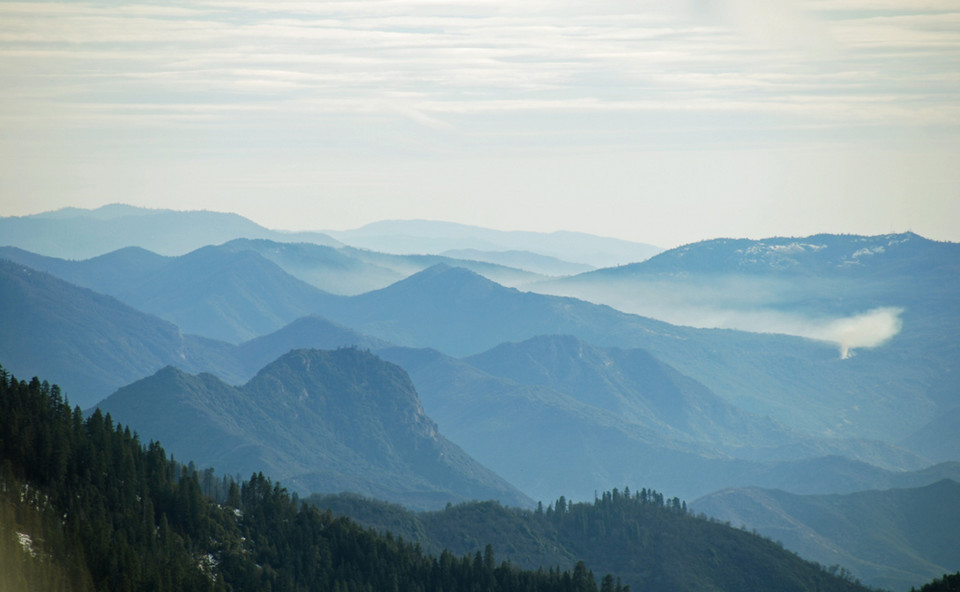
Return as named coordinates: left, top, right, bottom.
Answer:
left=0, top=259, right=240, bottom=408
left=692, top=479, right=960, bottom=591
left=377, top=345, right=938, bottom=503
left=318, top=263, right=943, bottom=445
left=1, top=244, right=339, bottom=344
left=309, top=488, right=873, bottom=592
left=95, top=348, right=531, bottom=509
left=0, top=367, right=599, bottom=592
left=533, top=232, right=960, bottom=460
left=465, top=334, right=791, bottom=448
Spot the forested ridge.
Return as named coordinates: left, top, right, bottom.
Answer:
left=2, top=363, right=951, bottom=592
left=0, top=364, right=619, bottom=591
left=913, top=573, right=960, bottom=592
left=311, top=490, right=876, bottom=592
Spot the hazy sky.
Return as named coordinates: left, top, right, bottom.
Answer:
left=1, top=0, right=958, bottom=248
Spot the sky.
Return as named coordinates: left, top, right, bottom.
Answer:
left=1, top=0, right=958, bottom=248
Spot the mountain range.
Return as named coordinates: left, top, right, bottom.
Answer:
left=378, top=341, right=957, bottom=503
left=95, top=347, right=530, bottom=509
left=320, top=218, right=662, bottom=268
left=0, top=204, right=661, bottom=270
left=2, top=206, right=959, bottom=589
left=0, top=203, right=342, bottom=259
left=2, top=369, right=876, bottom=592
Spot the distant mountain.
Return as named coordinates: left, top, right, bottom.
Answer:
left=0, top=258, right=378, bottom=408
left=1, top=244, right=338, bottom=344
left=377, top=344, right=935, bottom=503
left=440, top=248, right=594, bottom=277
left=112, top=246, right=337, bottom=343
left=535, top=232, right=960, bottom=323
left=316, top=264, right=947, bottom=449
left=692, top=479, right=960, bottom=591
left=0, top=258, right=241, bottom=408
left=235, top=315, right=390, bottom=375
left=532, top=232, right=960, bottom=460
left=0, top=204, right=341, bottom=259
left=96, top=348, right=531, bottom=509
left=323, top=219, right=662, bottom=268
left=3, top=251, right=946, bottom=482
left=218, top=238, right=545, bottom=293
left=317, top=263, right=686, bottom=357
left=902, top=408, right=960, bottom=463
left=464, top=335, right=791, bottom=447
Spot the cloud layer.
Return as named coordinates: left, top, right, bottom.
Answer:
left=1, top=1, right=958, bottom=244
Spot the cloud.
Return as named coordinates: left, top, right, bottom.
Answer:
left=3, top=0, right=955, bottom=131
left=819, top=307, right=904, bottom=359
left=688, top=0, right=838, bottom=54
left=1, top=0, right=958, bottom=244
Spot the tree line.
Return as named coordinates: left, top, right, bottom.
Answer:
left=0, top=364, right=622, bottom=591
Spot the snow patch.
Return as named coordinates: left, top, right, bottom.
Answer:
left=17, top=532, right=38, bottom=558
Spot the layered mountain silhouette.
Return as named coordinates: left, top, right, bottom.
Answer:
left=0, top=258, right=241, bottom=405
left=218, top=239, right=545, bottom=292
left=441, top=248, right=595, bottom=276
left=464, top=335, right=789, bottom=446
left=377, top=343, right=941, bottom=502
left=0, top=203, right=341, bottom=259
left=2, top=251, right=942, bottom=468
left=692, top=478, right=960, bottom=590
left=535, top=232, right=960, bottom=339
left=321, top=219, right=662, bottom=268
left=5, top=206, right=959, bottom=591
left=312, top=263, right=948, bottom=451
left=0, top=244, right=338, bottom=343
left=96, top=348, right=530, bottom=509
left=0, top=257, right=382, bottom=407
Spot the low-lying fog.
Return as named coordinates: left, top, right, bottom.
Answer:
left=531, top=276, right=903, bottom=358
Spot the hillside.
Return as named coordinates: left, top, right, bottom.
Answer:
left=95, top=348, right=530, bottom=509
left=234, top=314, right=390, bottom=373
left=535, top=234, right=959, bottom=392
left=0, top=244, right=339, bottom=344
left=692, top=480, right=960, bottom=590
left=464, top=334, right=792, bottom=447
left=317, top=264, right=945, bottom=448
left=377, top=345, right=951, bottom=503
left=309, top=488, right=873, bottom=592
left=6, top=237, right=952, bottom=457
left=0, top=259, right=241, bottom=408
left=0, top=364, right=606, bottom=592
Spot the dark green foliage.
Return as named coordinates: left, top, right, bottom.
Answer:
left=914, top=573, right=960, bottom=592
left=0, top=364, right=608, bottom=592
left=310, top=488, right=873, bottom=592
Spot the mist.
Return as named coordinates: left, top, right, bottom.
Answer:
left=531, top=277, right=904, bottom=358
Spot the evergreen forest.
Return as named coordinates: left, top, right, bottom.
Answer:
left=1, top=364, right=953, bottom=592
left=0, top=364, right=619, bottom=592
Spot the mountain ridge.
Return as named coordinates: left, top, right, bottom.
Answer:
left=96, top=347, right=531, bottom=510
left=692, top=478, right=960, bottom=590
